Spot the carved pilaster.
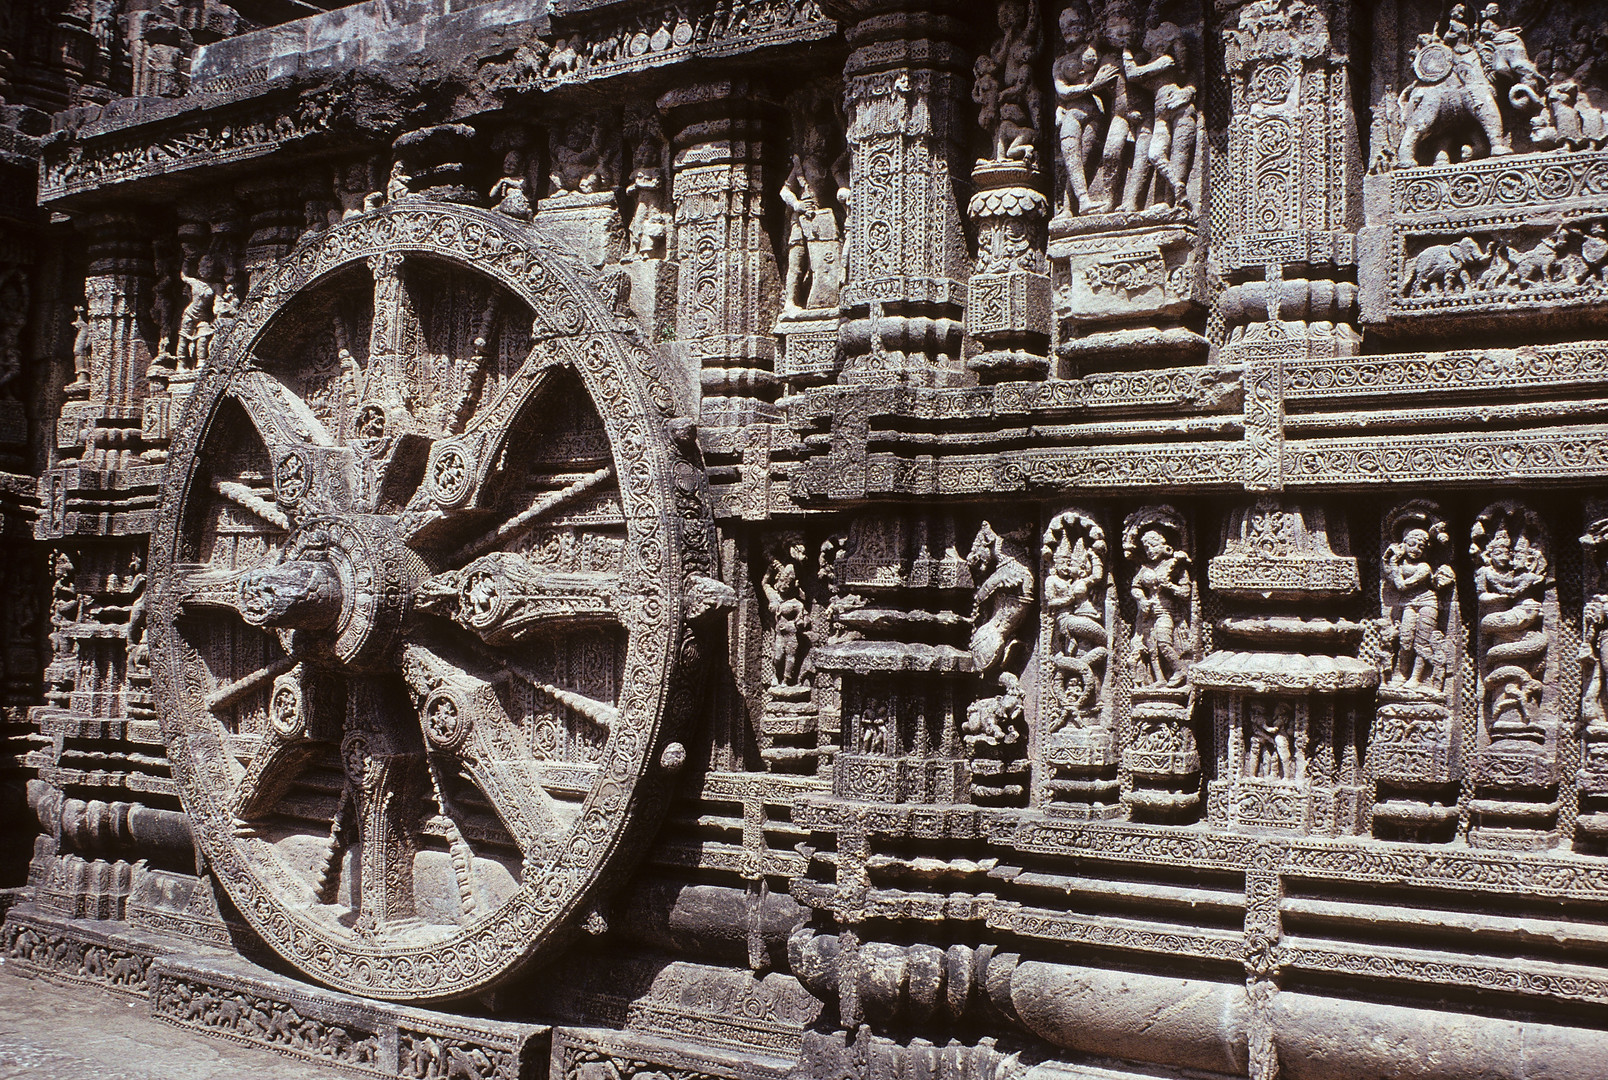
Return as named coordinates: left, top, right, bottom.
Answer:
left=659, top=82, right=785, bottom=426
left=78, top=210, right=154, bottom=410
left=827, top=0, right=969, bottom=386
left=1217, top=0, right=1360, bottom=363
left=237, top=174, right=306, bottom=284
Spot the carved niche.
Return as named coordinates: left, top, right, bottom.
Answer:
left=1466, top=499, right=1561, bottom=848
left=1119, top=505, right=1200, bottom=820
left=1581, top=502, right=1608, bottom=845
left=1198, top=500, right=1375, bottom=835
left=147, top=202, right=725, bottom=1002
left=1371, top=499, right=1462, bottom=840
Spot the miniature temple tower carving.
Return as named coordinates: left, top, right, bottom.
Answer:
left=1199, top=500, right=1374, bottom=834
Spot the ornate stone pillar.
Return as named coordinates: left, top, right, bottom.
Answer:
left=77, top=210, right=154, bottom=411
left=237, top=174, right=307, bottom=287
left=1218, top=0, right=1361, bottom=491
left=658, top=82, right=785, bottom=426
left=826, top=0, right=969, bottom=386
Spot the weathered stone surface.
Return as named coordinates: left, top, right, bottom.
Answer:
left=8, top=0, right=1608, bottom=1078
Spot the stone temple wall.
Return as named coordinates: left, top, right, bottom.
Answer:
left=3, top=0, right=1608, bottom=1077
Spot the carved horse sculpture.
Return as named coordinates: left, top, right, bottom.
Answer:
left=967, top=522, right=1034, bottom=685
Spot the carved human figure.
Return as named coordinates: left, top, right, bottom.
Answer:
left=1471, top=509, right=1549, bottom=735
left=1245, top=699, right=1295, bottom=780
left=974, top=0, right=1041, bottom=164
left=213, top=280, right=241, bottom=323
left=549, top=118, right=612, bottom=196
left=1087, top=0, right=1178, bottom=213
left=1041, top=511, right=1108, bottom=732
left=624, top=167, right=670, bottom=258
left=1382, top=513, right=1455, bottom=691
left=761, top=537, right=813, bottom=687
left=779, top=95, right=846, bottom=313
left=1581, top=522, right=1608, bottom=736
left=968, top=521, right=1035, bottom=686
left=1053, top=4, right=1109, bottom=215
left=490, top=150, right=533, bottom=220
left=1126, top=521, right=1191, bottom=688
left=963, top=670, right=1026, bottom=749
left=386, top=159, right=412, bottom=203
left=1139, top=18, right=1196, bottom=209
left=859, top=707, right=888, bottom=755
left=177, top=271, right=215, bottom=369
left=67, top=303, right=93, bottom=396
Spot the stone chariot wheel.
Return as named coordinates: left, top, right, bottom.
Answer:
left=148, top=203, right=722, bottom=1002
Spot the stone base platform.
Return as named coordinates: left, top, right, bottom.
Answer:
left=1, top=905, right=548, bottom=1080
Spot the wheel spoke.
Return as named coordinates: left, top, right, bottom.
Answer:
left=451, top=466, right=615, bottom=564
left=342, top=677, right=424, bottom=935
left=234, top=664, right=340, bottom=823
left=418, top=552, right=620, bottom=647
left=401, top=643, right=562, bottom=869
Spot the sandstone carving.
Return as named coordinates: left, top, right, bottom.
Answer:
left=6, top=2, right=1608, bottom=1079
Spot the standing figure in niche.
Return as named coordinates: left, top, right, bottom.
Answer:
left=1054, top=4, right=1110, bottom=215
left=779, top=94, right=846, bottom=313
left=1042, top=511, right=1109, bottom=732
left=761, top=537, right=812, bottom=687
left=1471, top=513, right=1549, bottom=735
left=1383, top=520, right=1455, bottom=691
left=968, top=521, right=1035, bottom=686
left=1245, top=699, right=1295, bottom=780
left=1128, top=524, right=1191, bottom=688
left=1582, top=525, right=1608, bottom=735
left=625, top=166, right=670, bottom=258
left=68, top=304, right=93, bottom=396
left=177, top=271, right=215, bottom=369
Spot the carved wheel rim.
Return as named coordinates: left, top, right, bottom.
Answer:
left=149, top=204, right=713, bottom=1001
